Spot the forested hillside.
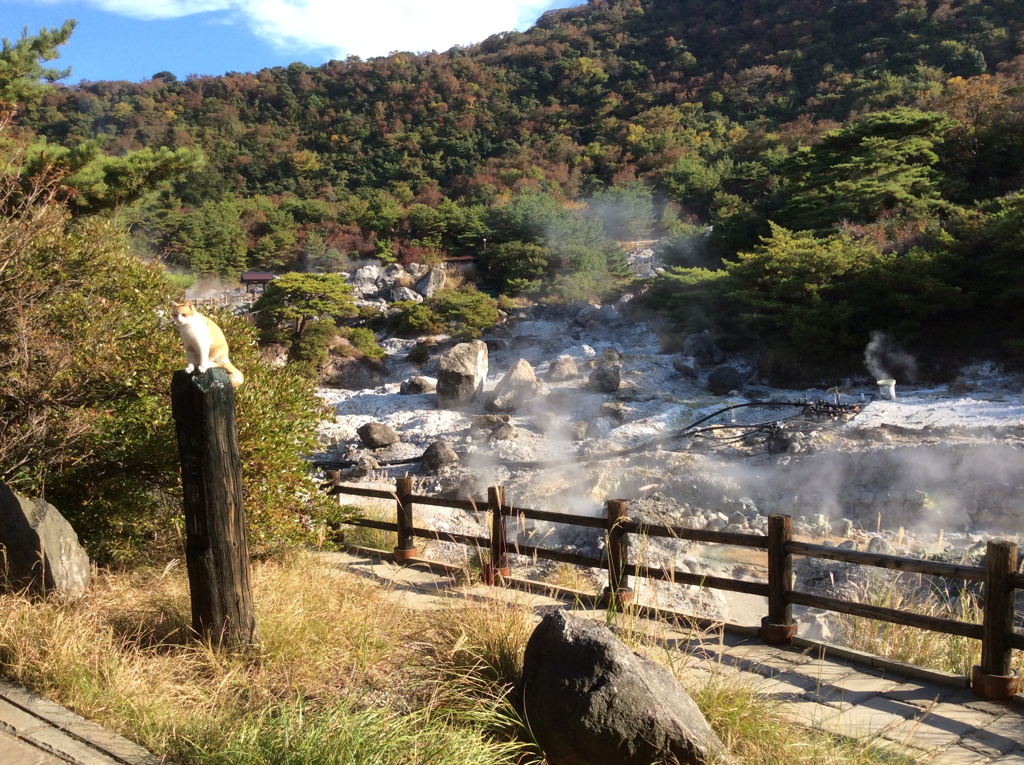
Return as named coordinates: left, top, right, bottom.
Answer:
left=15, top=0, right=1024, bottom=380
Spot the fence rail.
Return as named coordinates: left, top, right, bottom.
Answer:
left=323, top=474, right=1022, bottom=701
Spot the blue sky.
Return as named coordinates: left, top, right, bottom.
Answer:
left=3, top=0, right=585, bottom=83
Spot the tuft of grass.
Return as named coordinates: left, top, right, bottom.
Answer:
left=692, top=676, right=912, bottom=765
left=835, top=573, right=1022, bottom=676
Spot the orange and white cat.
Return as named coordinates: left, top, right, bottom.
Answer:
left=171, top=300, right=244, bottom=387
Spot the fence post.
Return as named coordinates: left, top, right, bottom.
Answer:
left=170, top=369, right=259, bottom=650
left=483, top=486, right=510, bottom=585
left=393, top=476, right=417, bottom=563
left=760, top=514, right=796, bottom=646
left=600, top=499, right=632, bottom=609
left=973, top=539, right=1020, bottom=700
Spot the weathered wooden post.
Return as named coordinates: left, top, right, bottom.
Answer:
left=600, top=499, right=632, bottom=609
left=483, top=486, right=509, bottom=585
left=760, top=514, right=796, bottom=646
left=171, top=369, right=259, bottom=650
left=973, top=539, right=1020, bottom=700
left=393, top=476, right=417, bottom=563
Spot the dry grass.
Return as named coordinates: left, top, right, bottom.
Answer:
left=0, top=553, right=528, bottom=764
left=0, top=553, right=915, bottom=765
left=836, top=573, right=1023, bottom=677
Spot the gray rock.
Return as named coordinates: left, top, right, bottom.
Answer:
left=728, top=511, right=748, bottom=526
left=706, top=365, right=744, bottom=395
left=836, top=518, right=855, bottom=537
left=470, top=414, right=511, bottom=427
left=683, top=330, right=725, bottom=366
left=321, top=356, right=388, bottom=390
left=390, top=284, right=423, bottom=303
left=547, top=354, right=578, bottom=381
left=343, top=455, right=380, bottom=478
left=601, top=401, right=628, bottom=423
left=586, top=417, right=615, bottom=439
left=673, top=355, right=700, bottom=381
left=589, top=363, right=622, bottom=393
left=400, top=376, right=437, bottom=395
left=0, top=483, right=90, bottom=599
left=488, top=358, right=542, bottom=412
left=867, top=536, right=894, bottom=554
left=837, top=540, right=858, bottom=550
left=415, top=267, right=447, bottom=298
left=422, top=440, right=460, bottom=474
left=356, top=422, right=401, bottom=449
left=489, top=423, right=517, bottom=441
left=571, top=421, right=589, bottom=441
left=350, top=263, right=380, bottom=285
left=436, top=341, right=488, bottom=409
left=522, top=610, right=730, bottom=765
left=485, top=337, right=508, bottom=352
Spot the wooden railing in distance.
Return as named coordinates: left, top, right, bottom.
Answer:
left=324, top=476, right=1021, bottom=701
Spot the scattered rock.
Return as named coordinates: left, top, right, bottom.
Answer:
left=422, top=440, right=460, bottom=474
left=673, top=355, right=700, bottom=381
left=867, top=536, right=894, bottom=555
left=683, top=330, right=726, bottom=366
left=390, top=284, right=423, bottom=303
left=586, top=417, right=615, bottom=439
left=488, top=358, right=542, bottom=412
left=706, top=365, right=744, bottom=395
left=415, top=267, right=447, bottom=298
left=0, top=482, right=91, bottom=599
left=601, top=401, right=629, bottom=423
left=436, top=341, right=488, bottom=409
left=400, top=376, right=437, bottom=395
left=356, top=422, right=401, bottom=449
left=589, top=363, right=622, bottom=393
left=485, top=337, right=509, bottom=352
left=547, top=354, right=578, bottom=381
left=571, top=421, right=589, bottom=441
left=321, top=356, right=389, bottom=389
left=522, top=610, right=730, bottom=765
left=489, top=423, right=517, bottom=441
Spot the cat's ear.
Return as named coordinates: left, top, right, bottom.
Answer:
left=184, top=300, right=194, bottom=308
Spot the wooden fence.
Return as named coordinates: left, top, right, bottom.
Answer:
left=323, top=474, right=1023, bottom=700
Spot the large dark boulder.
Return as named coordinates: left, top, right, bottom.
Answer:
left=589, top=363, right=622, bottom=393
left=683, top=330, right=726, bottom=366
left=436, top=341, right=488, bottom=409
left=706, top=365, right=744, bottom=395
left=357, top=422, right=401, bottom=449
left=399, top=376, right=437, bottom=395
left=422, top=440, right=460, bottom=474
left=0, top=482, right=91, bottom=599
left=522, top=610, right=729, bottom=765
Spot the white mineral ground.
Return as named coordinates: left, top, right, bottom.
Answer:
left=315, top=307, right=1024, bottom=638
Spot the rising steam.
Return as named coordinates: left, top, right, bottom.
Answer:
left=864, top=331, right=916, bottom=383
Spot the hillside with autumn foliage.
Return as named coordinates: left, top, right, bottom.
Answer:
left=12, top=0, right=1024, bottom=380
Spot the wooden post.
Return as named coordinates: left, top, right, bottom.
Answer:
left=760, top=514, right=796, bottom=646
left=483, top=486, right=509, bottom=585
left=171, top=369, right=258, bottom=650
left=600, top=499, right=632, bottom=609
left=393, top=476, right=417, bottom=563
left=973, top=539, right=1020, bottom=700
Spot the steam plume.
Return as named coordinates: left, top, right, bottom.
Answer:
left=864, top=331, right=916, bottom=383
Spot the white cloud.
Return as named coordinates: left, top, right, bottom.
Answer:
left=67, top=0, right=570, bottom=58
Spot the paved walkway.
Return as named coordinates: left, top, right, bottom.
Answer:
left=3, top=550, right=1022, bottom=764
left=325, top=550, right=1024, bottom=764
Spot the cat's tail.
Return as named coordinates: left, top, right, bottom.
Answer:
left=222, top=361, right=244, bottom=388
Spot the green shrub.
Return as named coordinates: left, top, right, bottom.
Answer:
left=346, top=327, right=386, bottom=360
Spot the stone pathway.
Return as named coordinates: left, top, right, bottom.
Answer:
left=324, top=550, right=1024, bottom=764
left=0, top=678, right=159, bottom=764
